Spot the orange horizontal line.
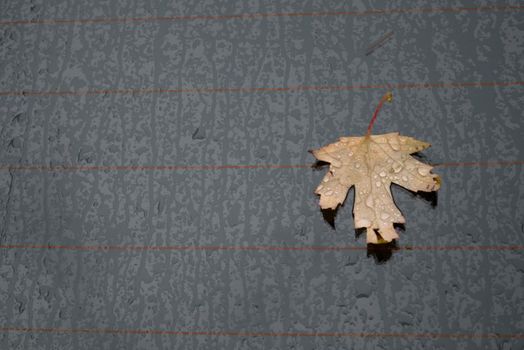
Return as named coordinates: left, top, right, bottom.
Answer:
left=1, top=164, right=309, bottom=171
left=0, top=5, right=522, bottom=26
left=433, top=161, right=524, bottom=168
left=0, top=164, right=309, bottom=172
left=0, top=161, right=522, bottom=173
left=1, top=244, right=523, bottom=252
left=1, top=81, right=523, bottom=97
left=0, top=327, right=522, bottom=339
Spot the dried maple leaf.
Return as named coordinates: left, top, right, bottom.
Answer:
left=311, top=92, right=441, bottom=244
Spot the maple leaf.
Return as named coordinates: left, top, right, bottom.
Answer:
left=311, top=92, right=441, bottom=244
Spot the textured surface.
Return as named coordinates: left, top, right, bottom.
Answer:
left=0, top=0, right=524, bottom=349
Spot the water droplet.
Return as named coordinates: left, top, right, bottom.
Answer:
left=355, top=163, right=361, bottom=169
left=381, top=213, right=390, bottom=220
left=375, top=181, right=381, bottom=187
left=348, top=151, right=353, bottom=157
left=418, top=167, right=430, bottom=176
left=387, top=159, right=393, bottom=164
left=325, top=190, right=333, bottom=196
left=388, top=138, right=400, bottom=151
left=323, top=178, right=329, bottom=183
left=401, top=176, right=408, bottom=182
left=379, top=171, right=386, bottom=177
left=357, top=219, right=371, bottom=227
left=393, top=163, right=403, bottom=173
left=317, top=185, right=323, bottom=191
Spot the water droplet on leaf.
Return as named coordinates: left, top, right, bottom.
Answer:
left=418, top=167, right=430, bottom=176
left=393, top=163, right=403, bottom=173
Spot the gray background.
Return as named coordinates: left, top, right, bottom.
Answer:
left=1, top=0, right=524, bottom=349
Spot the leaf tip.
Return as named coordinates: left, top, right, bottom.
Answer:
left=309, top=149, right=321, bottom=157
left=434, top=175, right=442, bottom=188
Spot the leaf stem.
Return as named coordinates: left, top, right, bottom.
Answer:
left=366, top=91, right=393, bottom=136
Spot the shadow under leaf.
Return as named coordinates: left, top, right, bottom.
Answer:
left=354, top=227, right=366, bottom=240
left=321, top=208, right=337, bottom=229
left=411, top=151, right=429, bottom=162
left=367, top=240, right=399, bottom=264
left=391, top=183, right=438, bottom=208
left=414, top=191, right=438, bottom=208
left=311, top=160, right=330, bottom=170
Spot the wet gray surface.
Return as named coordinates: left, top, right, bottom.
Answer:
left=0, top=0, right=523, bottom=349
